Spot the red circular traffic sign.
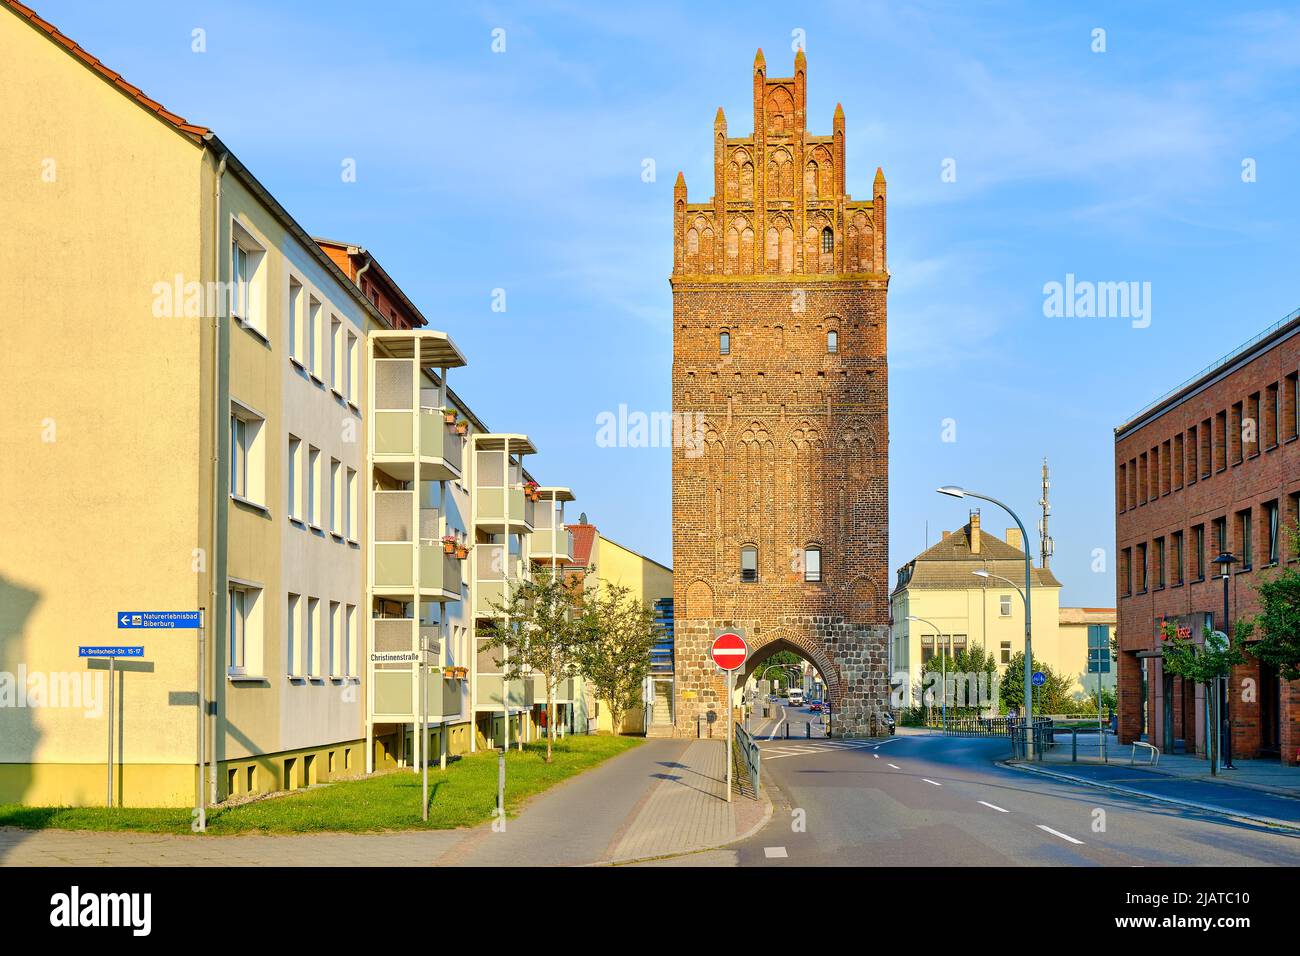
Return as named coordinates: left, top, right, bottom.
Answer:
left=710, top=632, right=748, bottom=671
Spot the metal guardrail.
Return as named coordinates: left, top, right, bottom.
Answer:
left=1131, top=741, right=1160, bottom=766
left=734, top=723, right=761, bottom=798
left=1006, top=718, right=1055, bottom=760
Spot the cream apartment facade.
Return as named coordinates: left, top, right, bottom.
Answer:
left=0, top=2, right=584, bottom=807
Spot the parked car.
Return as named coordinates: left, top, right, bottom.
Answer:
left=808, top=701, right=824, bottom=712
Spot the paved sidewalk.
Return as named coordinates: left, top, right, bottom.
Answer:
left=1009, top=759, right=1300, bottom=831
left=1039, top=730, right=1300, bottom=797
left=0, top=738, right=770, bottom=867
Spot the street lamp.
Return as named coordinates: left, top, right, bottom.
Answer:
left=939, top=485, right=1036, bottom=758
left=908, top=615, right=952, bottom=729
left=1212, top=550, right=1238, bottom=770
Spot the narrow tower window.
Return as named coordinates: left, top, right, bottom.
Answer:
left=740, top=545, right=758, bottom=582
left=821, top=227, right=834, bottom=254
left=719, top=330, right=730, bottom=355
left=804, top=546, right=822, bottom=582
left=827, top=330, right=838, bottom=353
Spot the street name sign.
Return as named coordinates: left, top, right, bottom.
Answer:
left=117, top=611, right=202, bottom=629
left=80, top=646, right=144, bottom=658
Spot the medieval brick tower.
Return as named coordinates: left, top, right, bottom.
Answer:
left=670, top=49, right=890, bottom=737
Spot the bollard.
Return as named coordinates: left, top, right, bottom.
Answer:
left=785, top=722, right=789, bottom=740
left=1071, top=726, right=1078, bottom=762
left=805, top=722, right=810, bottom=739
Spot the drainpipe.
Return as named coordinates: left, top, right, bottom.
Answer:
left=208, top=148, right=228, bottom=808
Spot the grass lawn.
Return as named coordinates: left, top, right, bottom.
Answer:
left=0, top=734, right=642, bottom=835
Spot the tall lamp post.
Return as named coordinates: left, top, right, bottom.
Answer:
left=1213, top=551, right=1237, bottom=770
left=939, top=486, right=1036, bottom=758
left=972, top=569, right=1026, bottom=715
left=908, top=615, right=951, bottom=728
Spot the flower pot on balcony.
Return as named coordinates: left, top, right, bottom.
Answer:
left=441, top=537, right=456, bottom=554
left=455, top=547, right=469, bottom=559
left=454, top=666, right=468, bottom=679
left=455, top=419, right=469, bottom=435
left=443, top=667, right=456, bottom=679
left=443, top=411, right=456, bottom=425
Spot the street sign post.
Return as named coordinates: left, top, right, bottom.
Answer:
left=711, top=630, right=748, bottom=804
left=117, top=611, right=202, bottom=629
left=1031, top=671, right=1046, bottom=687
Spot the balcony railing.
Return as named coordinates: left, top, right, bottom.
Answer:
left=476, top=673, right=528, bottom=710
left=475, top=487, right=533, bottom=528
left=531, top=527, right=574, bottom=562
left=371, top=359, right=462, bottom=479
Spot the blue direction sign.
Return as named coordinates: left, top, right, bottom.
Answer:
left=1031, top=670, right=1047, bottom=687
left=117, top=611, right=202, bottom=629
left=80, top=646, right=144, bottom=658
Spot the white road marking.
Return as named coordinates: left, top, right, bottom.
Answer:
left=1037, top=824, right=1084, bottom=845
left=978, top=800, right=1009, bottom=813
left=922, top=778, right=942, bottom=787
left=764, top=846, right=789, bottom=859
left=887, top=763, right=901, bottom=769
left=872, top=737, right=902, bottom=748
left=873, top=753, right=879, bottom=759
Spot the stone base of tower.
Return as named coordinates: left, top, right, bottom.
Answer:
left=671, top=615, right=890, bottom=739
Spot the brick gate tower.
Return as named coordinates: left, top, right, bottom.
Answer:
left=670, top=49, right=890, bottom=737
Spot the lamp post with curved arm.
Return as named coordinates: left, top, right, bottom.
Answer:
left=908, top=614, right=951, bottom=728
left=940, top=486, right=1036, bottom=758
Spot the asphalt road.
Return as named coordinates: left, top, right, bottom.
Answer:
left=651, top=706, right=1300, bottom=867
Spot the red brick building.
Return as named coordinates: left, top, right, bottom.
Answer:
left=670, top=50, right=890, bottom=737
left=1114, top=309, right=1300, bottom=765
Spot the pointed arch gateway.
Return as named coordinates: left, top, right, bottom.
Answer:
left=737, top=631, right=844, bottom=711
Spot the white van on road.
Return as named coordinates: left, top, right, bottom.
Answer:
left=787, top=688, right=804, bottom=706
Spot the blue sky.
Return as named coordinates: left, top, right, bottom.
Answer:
left=37, top=1, right=1300, bottom=605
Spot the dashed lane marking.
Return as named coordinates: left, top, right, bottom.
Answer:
left=978, top=801, right=1009, bottom=813
left=922, top=778, right=942, bottom=787
left=764, top=846, right=789, bottom=859
left=1037, top=824, right=1084, bottom=845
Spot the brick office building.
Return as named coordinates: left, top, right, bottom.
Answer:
left=1114, top=309, right=1300, bottom=765
left=669, top=50, right=890, bottom=737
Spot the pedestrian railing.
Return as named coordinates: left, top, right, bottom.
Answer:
left=733, top=723, right=761, bottom=799
left=1131, top=741, right=1160, bottom=766
left=934, top=714, right=1017, bottom=737
left=1007, top=718, right=1055, bottom=760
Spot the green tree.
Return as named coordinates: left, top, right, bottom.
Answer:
left=1236, top=523, right=1300, bottom=682
left=1159, top=622, right=1246, bottom=772
left=479, top=568, right=588, bottom=763
left=1000, top=652, right=1072, bottom=715
left=575, top=581, right=659, bottom=737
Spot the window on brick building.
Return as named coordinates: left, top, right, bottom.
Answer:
left=740, top=545, right=758, bottom=583
left=1154, top=537, right=1166, bottom=589
left=827, top=330, right=838, bottom=353
left=821, top=227, right=834, bottom=254
left=1286, top=372, right=1299, bottom=442
left=1265, top=500, right=1280, bottom=565
left=1265, top=383, right=1279, bottom=448
left=1137, top=542, right=1148, bottom=592
left=804, top=546, right=822, bottom=582
left=1192, top=524, right=1205, bottom=580
left=1236, top=509, right=1253, bottom=571
left=719, top=331, right=730, bottom=355
left=1172, top=531, right=1184, bottom=585
left=1213, top=515, right=1227, bottom=558
left=1288, top=494, right=1300, bottom=561
left=1120, top=547, right=1132, bottom=596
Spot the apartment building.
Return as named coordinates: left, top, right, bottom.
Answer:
left=1115, top=309, right=1300, bottom=765
left=890, top=514, right=1067, bottom=708
left=0, top=1, right=384, bottom=805
left=0, top=2, right=582, bottom=806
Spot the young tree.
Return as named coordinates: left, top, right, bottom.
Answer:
left=1236, top=523, right=1300, bottom=682
left=1159, top=622, right=1245, bottom=773
left=576, top=582, right=659, bottom=736
left=479, top=568, right=587, bottom=764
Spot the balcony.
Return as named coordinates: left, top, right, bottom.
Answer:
left=530, top=675, right=578, bottom=704
left=372, top=491, right=463, bottom=600
left=370, top=619, right=441, bottom=719
left=474, top=543, right=527, bottom=616
left=529, top=487, right=574, bottom=564
left=371, top=340, right=467, bottom=482
left=476, top=673, right=528, bottom=711
left=472, top=435, right=537, bottom=533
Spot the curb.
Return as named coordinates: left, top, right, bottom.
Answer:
left=999, top=760, right=1300, bottom=833
left=606, top=786, right=774, bottom=867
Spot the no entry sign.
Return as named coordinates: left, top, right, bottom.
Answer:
left=711, top=631, right=748, bottom=671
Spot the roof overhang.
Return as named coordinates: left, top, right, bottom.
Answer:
left=473, top=434, right=536, bottom=455
left=370, top=329, right=467, bottom=368
left=537, top=487, right=574, bottom=502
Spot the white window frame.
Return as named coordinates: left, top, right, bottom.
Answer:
left=330, top=315, right=344, bottom=396
left=227, top=580, right=263, bottom=679
left=307, top=446, right=321, bottom=529
left=230, top=220, right=268, bottom=338
left=329, top=601, right=342, bottom=678
left=999, top=594, right=1012, bottom=617
left=287, top=435, right=302, bottom=521
left=308, top=295, right=323, bottom=382
left=287, top=592, right=302, bottom=678
left=346, top=467, right=358, bottom=542
left=306, top=596, right=320, bottom=678
left=827, top=329, right=838, bottom=353
left=345, top=604, right=357, bottom=678
left=288, top=276, right=304, bottom=366
left=330, top=458, right=342, bottom=537
left=346, top=330, right=359, bottom=405
left=804, top=546, right=822, bottom=582
left=229, top=401, right=267, bottom=509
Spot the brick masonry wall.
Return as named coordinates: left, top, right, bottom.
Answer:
left=669, top=53, right=889, bottom=737
left=1114, top=320, right=1300, bottom=764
